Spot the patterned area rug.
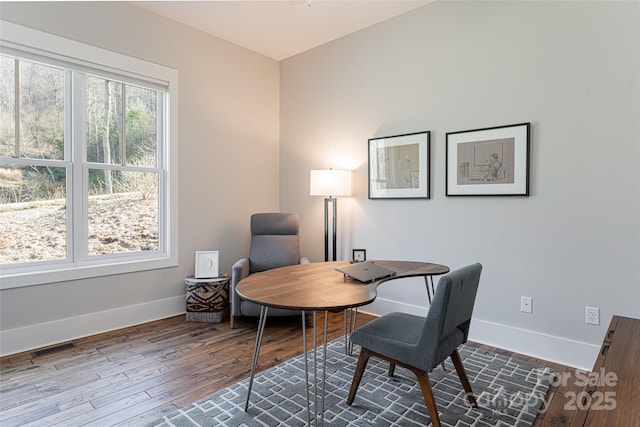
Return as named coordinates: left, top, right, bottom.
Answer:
left=150, top=340, right=553, bottom=427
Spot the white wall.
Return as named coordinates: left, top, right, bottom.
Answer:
left=280, top=1, right=640, bottom=369
left=0, top=2, right=280, bottom=355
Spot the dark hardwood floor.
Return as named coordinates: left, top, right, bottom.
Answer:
left=0, top=312, right=575, bottom=426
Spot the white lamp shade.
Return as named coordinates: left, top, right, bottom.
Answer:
left=310, top=169, right=352, bottom=197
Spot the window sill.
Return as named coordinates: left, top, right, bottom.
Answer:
left=0, top=255, right=178, bottom=289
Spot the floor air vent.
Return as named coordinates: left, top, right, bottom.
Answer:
left=31, top=342, right=75, bottom=358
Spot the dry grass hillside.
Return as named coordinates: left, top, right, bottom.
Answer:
left=0, top=194, right=158, bottom=264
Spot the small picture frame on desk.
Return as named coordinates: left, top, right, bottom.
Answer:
left=352, top=249, right=366, bottom=263
left=195, top=251, right=219, bottom=278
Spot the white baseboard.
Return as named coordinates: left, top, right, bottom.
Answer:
left=2, top=295, right=603, bottom=371
left=0, top=296, right=185, bottom=357
left=362, top=298, right=600, bottom=371
left=467, top=318, right=600, bottom=371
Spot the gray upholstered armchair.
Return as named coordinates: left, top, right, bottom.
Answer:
left=230, top=213, right=309, bottom=328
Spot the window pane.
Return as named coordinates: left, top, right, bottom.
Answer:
left=126, top=85, right=157, bottom=167
left=19, top=60, right=65, bottom=160
left=0, top=56, right=16, bottom=157
left=88, top=169, right=159, bottom=256
left=86, top=76, right=123, bottom=165
left=0, top=164, right=67, bottom=264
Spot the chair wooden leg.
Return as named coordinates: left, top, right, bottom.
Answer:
left=450, top=349, right=477, bottom=408
left=415, top=370, right=441, bottom=427
left=388, top=362, right=396, bottom=377
left=347, top=348, right=371, bottom=405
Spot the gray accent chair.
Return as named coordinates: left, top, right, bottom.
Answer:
left=346, top=263, right=483, bottom=427
left=230, top=213, right=309, bottom=328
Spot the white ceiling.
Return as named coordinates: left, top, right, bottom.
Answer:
left=133, top=1, right=431, bottom=61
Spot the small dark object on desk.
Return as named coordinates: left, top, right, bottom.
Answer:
left=335, top=261, right=396, bottom=282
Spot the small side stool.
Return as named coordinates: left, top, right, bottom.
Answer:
left=185, top=275, right=230, bottom=323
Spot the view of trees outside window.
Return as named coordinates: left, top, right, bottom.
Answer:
left=85, top=75, right=160, bottom=256
left=0, top=54, right=161, bottom=266
left=0, top=57, right=67, bottom=263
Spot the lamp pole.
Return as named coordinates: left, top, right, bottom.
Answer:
left=323, top=197, right=337, bottom=262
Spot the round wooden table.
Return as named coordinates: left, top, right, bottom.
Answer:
left=237, top=260, right=450, bottom=426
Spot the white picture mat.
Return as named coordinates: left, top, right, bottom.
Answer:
left=195, top=251, right=219, bottom=278
left=369, top=131, right=430, bottom=198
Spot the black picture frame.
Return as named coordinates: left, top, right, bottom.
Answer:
left=368, top=131, right=430, bottom=199
left=446, top=123, right=530, bottom=196
left=352, top=249, right=366, bottom=263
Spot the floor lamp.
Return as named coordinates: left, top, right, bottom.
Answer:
left=310, top=169, right=352, bottom=261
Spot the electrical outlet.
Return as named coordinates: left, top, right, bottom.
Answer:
left=586, top=307, right=600, bottom=325
left=520, top=296, right=533, bottom=313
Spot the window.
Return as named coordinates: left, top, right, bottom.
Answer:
left=0, top=22, right=178, bottom=288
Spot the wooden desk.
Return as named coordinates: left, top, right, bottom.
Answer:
left=237, top=260, right=448, bottom=310
left=571, top=315, right=640, bottom=426
left=237, top=260, right=449, bottom=426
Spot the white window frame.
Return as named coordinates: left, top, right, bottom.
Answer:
left=0, top=21, right=179, bottom=289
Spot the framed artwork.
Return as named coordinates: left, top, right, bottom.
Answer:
left=195, top=251, right=219, bottom=278
left=352, top=249, right=367, bottom=263
left=446, top=123, right=530, bottom=196
left=368, top=131, right=430, bottom=199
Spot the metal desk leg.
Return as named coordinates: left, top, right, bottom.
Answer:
left=302, top=312, right=319, bottom=427
left=424, top=275, right=435, bottom=304
left=306, top=311, right=329, bottom=427
left=244, top=305, right=268, bottom=412
left=343, top=309, right=347, bottom=353
left=344, top=307, right=358, bottom=355
left=246, top=309, right=329, bottom=426
left=313, top=312, right=318, bottom=424
left=302, top=311, right=311, bottom=425
left=321, top=310, right=328, bottom=427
